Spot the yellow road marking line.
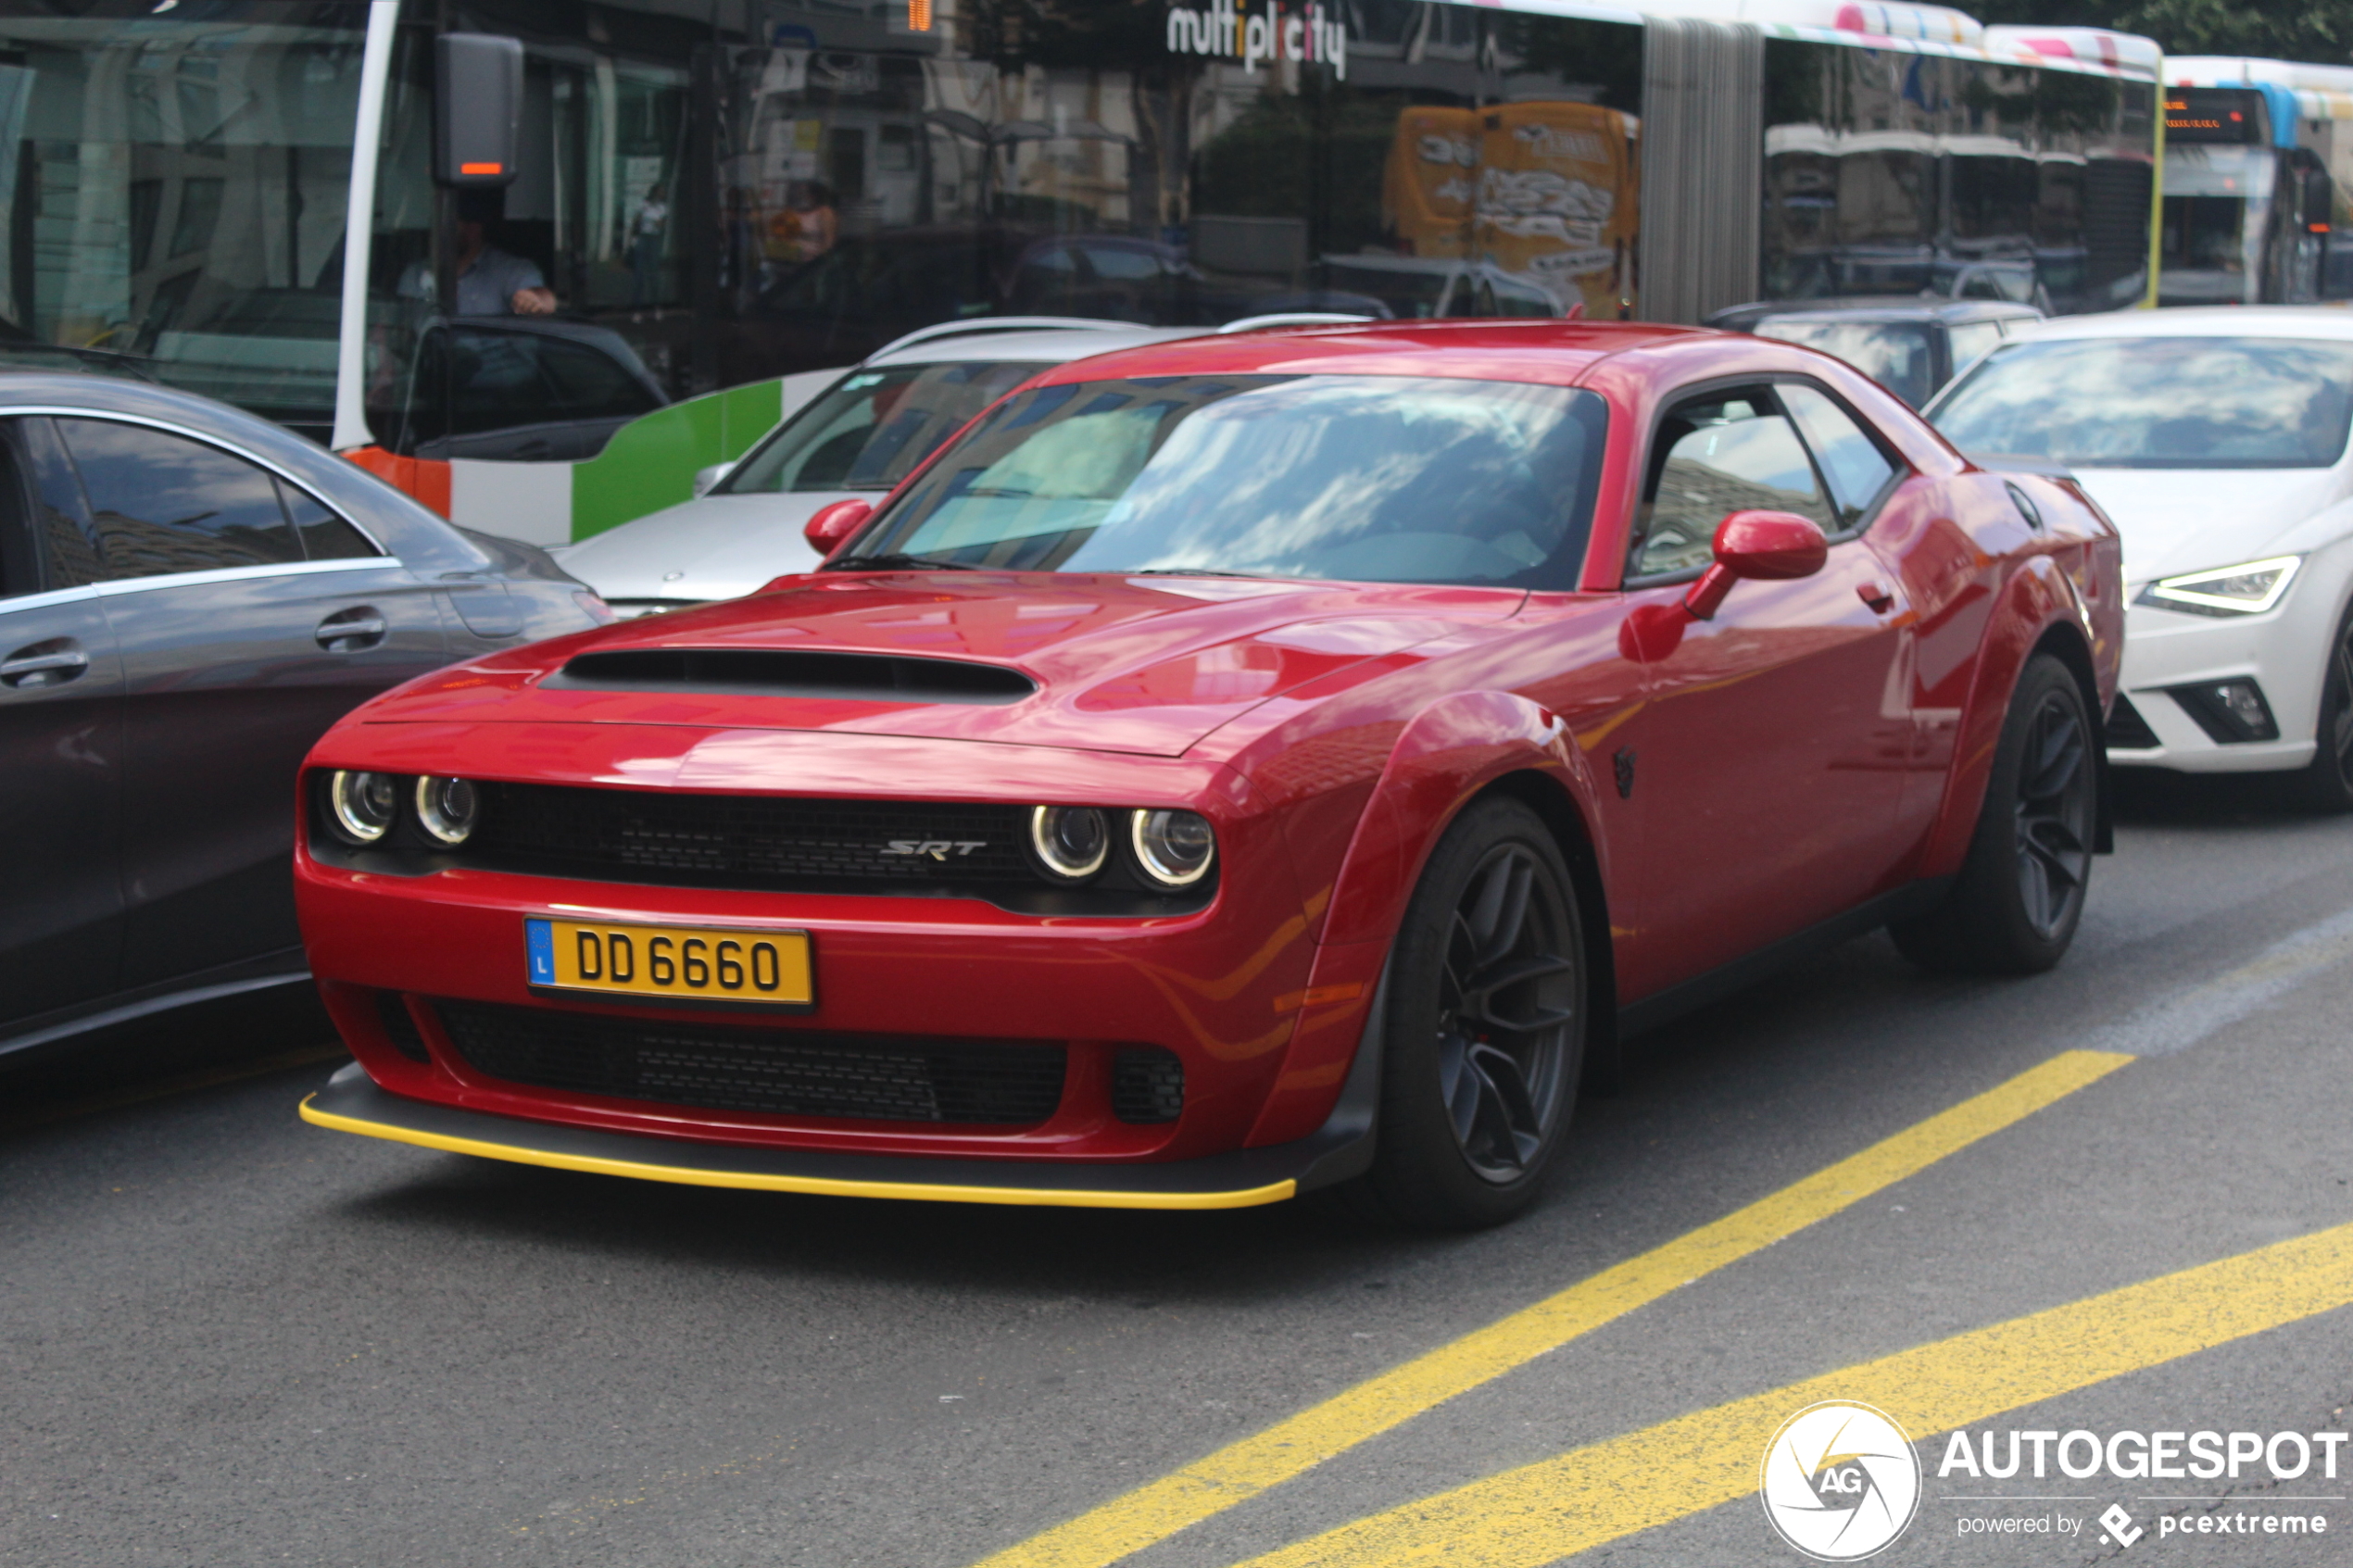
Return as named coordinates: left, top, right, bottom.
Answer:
left=300, top=1097, right=1297, bottom=1210
left=1231, top=1216, right=2353, bottom=1568
left=975, top=1048, right=2131, bottom=1568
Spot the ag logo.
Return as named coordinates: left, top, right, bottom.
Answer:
left=1759, top=1401, right=1921, bottom=1561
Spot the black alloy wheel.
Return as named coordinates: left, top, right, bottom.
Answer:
left=2289, top=608, right=2353, bottom=812
left=1364, top=797, right=1586, bottom=1230
left=2012, top=687, right=2095, bottom=940
left=1892, top=654, right=2095, bottom=974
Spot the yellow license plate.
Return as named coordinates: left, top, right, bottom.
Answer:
left=525, top=918, right=812, bottom=1009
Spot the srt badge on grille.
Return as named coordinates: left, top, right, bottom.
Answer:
left=881, top=839, right=988, bottom=860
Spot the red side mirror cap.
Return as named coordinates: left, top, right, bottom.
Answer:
left=1684, top=510, right=1829, bottom=620
left=803, top=497, right=873, bottom=558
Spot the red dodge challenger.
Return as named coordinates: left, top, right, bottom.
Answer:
left=295, top=321, right=2121, bottom=1229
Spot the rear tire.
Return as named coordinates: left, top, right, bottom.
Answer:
left=1891, top=654, right=2095, bottom=975
left=2286, top=604, right=2353, bottom=813
left=1360, top=798, right=1586, bottom=1231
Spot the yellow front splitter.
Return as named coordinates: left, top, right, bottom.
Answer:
left=297, top=1064, right=1361, bottom=1211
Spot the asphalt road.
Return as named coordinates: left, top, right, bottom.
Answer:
left=7, top=774, right=2353, bottom=1568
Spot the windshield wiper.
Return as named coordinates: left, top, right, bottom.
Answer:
left=820, top=552, right=978, bottom=572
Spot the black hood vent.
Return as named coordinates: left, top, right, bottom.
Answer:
left=548, top=648, right=1036, bottom=705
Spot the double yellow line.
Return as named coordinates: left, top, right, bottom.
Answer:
left=979, top=1049, right=2133, bottom=1568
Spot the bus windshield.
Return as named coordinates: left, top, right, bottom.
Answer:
left=0, top=6, right=369, bottom=442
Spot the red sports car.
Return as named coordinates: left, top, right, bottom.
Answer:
left=295, top=321, right=2120, bottom=1229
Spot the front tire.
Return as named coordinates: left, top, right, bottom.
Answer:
left=2286, top=604, right=2353, bottom=813
left=1362, top=798, right=1586, bottom=1231
left=1891, top=654, right=2095, bottom=975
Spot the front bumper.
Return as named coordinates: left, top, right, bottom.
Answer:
left=303, top=1031, right=1378, bottom=1209
left=2108, top=590, right=2332, bottom=774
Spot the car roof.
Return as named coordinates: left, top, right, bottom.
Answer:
left=1024, top=319, right=1702, bottom=388
left=1711, top=296, right=2042, bottom=328
left=867, top=322, right=1204, bottom=367
left=2012, top=306, right=2353, bottom=342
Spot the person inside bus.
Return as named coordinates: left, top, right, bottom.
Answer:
left=399, top=187, right=557, bottom=316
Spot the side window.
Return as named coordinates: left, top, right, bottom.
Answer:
left=56, top=418, right=301, bottom=580
left=18, top=418, right=104, bottom=590
left=1780, top=384, right=1901, bottom=532
left=1633, top=390, right=1833, bottom=579
left=535, top=337, right=661, bottom=421
left=0, top=433, right=34, bottom=598
left=277, top=479, right=380, bottom=561
left=1947, top=320, right=2004, bottom=374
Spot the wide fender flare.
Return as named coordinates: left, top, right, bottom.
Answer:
left=1317, top=689, right=1608, bottom=950
left=1917, top=555, right=2096, bottom=880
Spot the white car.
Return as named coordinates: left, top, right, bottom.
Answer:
left=559, top=318, right=1214, bottom=615
left=1929, top=307, right=2353, bottom=808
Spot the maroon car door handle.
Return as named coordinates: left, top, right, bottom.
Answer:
left=1857, top=583, right=1896, bottom=614
left=315, top=608, right=388, bottom=652
left=0, top=638, right=89, bottom=688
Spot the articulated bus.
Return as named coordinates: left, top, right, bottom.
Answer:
left=0, top=0, right=2158, bottom=547
left=2157, top=56, right=2353, bottom=306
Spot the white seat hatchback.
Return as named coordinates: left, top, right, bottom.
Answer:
left=1928, top=307, right=2353, bottom=808
left=559, top=318, right=1217, bottom=616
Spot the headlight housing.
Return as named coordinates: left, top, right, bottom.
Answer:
left=2136, top=556, right=2300, bottom=618
left=414, top=775, right=482, bottom=846
left=1029, top=805, right=1110, bottom=882
left=1131, top=809, right=1215, bottom=888
left=326, top=771, right=401, bottom=846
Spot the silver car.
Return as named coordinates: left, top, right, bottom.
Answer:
left=557, top=316, right=1330, bottom=614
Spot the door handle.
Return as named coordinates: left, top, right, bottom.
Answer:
left=316, top=610, right=388, bottom=651
left=1857, top=583, right=1896, bottom=614
left=1, top=641, right=88, bottom=688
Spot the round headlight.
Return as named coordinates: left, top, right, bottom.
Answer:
left=1131, top=809, right=1215, bottom=888
left=414, top=775, right=481, bottom=846
left=327, top=771, right=401, bottom=846
left=1029, top=805, right=1110, bottom=881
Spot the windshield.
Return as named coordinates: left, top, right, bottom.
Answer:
left=845, top=374, right=1608, bottom=588
left=724, top=361, right=1040, bottom=495
left=1931, top=337, right=2353, bottom=469
left=1754, top=319, right=1937, bottom=407
left=0, top=6, right=369, bottom=441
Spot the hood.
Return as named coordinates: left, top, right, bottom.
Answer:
left=559, top=490, right=859, bottom=603
left=2068, top=467, right=2350, bottom=584
left=359, top=571, right=1526, bottom=756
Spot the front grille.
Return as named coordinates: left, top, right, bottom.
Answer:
left=434, top=999, right=1067, bottom=1124
left=375, top=991, right=429, bottom=1061
left=463, top=783, right=1036, bottom=889
left=2106, top=693, right=2160, bottom=750
left=1111, top=1047, right=1185, bottom=1123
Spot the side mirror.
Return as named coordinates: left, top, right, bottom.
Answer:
left=692, top=461, right=735, bottom=498
left=434, top=34, right=523, bottom=187
left=1683, top=510, right=1829, bottom=621
left=2306, top=168, right=2336, bottom=231
left=803, top=497, right=873, bottom=558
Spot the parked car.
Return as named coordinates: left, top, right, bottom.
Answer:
left=1929, top=307, right=2353, bottom=809
left=0, top=372, right=608, bottom=1061
left=560, top=318, right=1237, bottom=615
left=294, top=320, right=2119, bottom=1230
left=1707, top=296, right=2045, bottom=407
left=368, top=315, right=669, bottom=464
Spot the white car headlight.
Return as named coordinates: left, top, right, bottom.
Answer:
left=2135, top=556, right=2301, bottom=618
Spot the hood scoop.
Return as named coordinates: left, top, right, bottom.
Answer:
left=547, top=648, right=1037, bottom=706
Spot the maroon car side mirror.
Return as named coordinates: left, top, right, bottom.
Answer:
left=1683, top=509, right=1830, bottom=621
left=803, top=498, right=873, bottom=558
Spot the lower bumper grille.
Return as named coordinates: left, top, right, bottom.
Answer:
left=433, top=999, right=1067, bottom=1125
left=2106, top=693, right=2160, bottom=750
